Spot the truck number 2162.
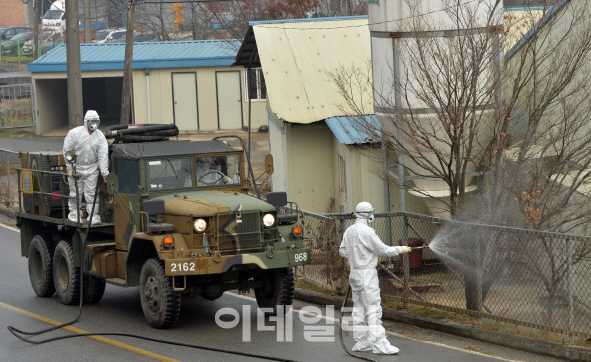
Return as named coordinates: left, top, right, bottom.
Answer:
left=171, top=262, right=196, bottom=272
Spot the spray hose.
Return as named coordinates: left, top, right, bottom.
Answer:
left=7, top=174, right=296, bottom=362
left=339, top=286, right=378, bottom=362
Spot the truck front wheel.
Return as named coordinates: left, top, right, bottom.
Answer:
left=139, top=258, right=181, bottom=329
left=53, top=240, right=81, bottom=305
left=28, top=234, right=55, bottom=297
left=254, top=268, right=294, bottom=316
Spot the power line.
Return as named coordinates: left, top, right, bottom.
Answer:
left=131, top=0, right=496, bottom=32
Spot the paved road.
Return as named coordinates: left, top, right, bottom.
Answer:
left=0, top=223, right=557, bottom=362
left=0, top=137, right=64, bottom=153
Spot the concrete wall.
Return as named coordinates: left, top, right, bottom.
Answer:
left=34, top=78, right=68, bottom=134
left=282, top=122, right=335, bottom=214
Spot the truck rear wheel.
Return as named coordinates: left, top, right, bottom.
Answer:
left=83, top=274, right=106, bottom=303
left=53, top=240, right=81, bottom=305
left=254, top=267, right=294, bottom=316
left=139, top=258, right=181, bottom=329
left=28, top=234, right=55, bottom=297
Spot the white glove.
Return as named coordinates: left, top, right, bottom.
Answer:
left=400, top=246, right=412, bottom=253
left=68, top=168, right=74, bottom=177
left=222, top=175, right=229, bottom=183
left=102, top=175, right=108, bottom=183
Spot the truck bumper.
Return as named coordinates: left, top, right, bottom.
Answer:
left=164, top=247, right=311, bottom=276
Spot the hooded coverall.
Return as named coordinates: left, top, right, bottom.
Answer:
left=63, top=116, right=108, bottom=224
left=339, top=217, right=404, bottom=354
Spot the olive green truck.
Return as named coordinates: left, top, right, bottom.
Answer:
left=16, top=136, right=311, bottom=328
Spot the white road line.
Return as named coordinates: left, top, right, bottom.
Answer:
left=0, top=222, right=20, bottom=232
left=226, top=292, right=524, bottom=362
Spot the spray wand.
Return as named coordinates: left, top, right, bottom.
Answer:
left=410, top=245, right=430, bottom=250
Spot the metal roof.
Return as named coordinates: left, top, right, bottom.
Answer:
left=111, top=140, right=239, bottom=160
left=28, top=40, right=241, bottom=73
left=325, top=115, right=381, bottom=145
left=236, top=16, right=373, bottom=124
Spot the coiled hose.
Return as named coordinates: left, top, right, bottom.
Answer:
left=7, top=174, right=297, bottom=362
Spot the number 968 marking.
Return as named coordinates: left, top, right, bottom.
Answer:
left=294, top=252, right=308, bottom=263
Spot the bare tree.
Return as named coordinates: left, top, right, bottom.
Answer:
left=329, top=0, right=591, bottom=314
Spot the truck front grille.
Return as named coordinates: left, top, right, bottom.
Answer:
left=216, top=211, right=261, bottom=252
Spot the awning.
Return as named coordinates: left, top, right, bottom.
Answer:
left=325, top=115, right=381, bottom=145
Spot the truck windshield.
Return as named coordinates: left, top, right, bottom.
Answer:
left=44, top=10, right=62, bottom=19
left=195, top=154, right=241, bottom=187
left=146, top=157, right=192, bottom=191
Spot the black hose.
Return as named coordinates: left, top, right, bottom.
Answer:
left=7, top=174, right=297, bottom=362
left=105, top=124, right=178, bottom=139
left=339, top=286, right=378, bottom=362
left=8, top=173, right=101, bottom=339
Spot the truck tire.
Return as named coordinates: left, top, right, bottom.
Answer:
left=28, top=234, right=55, bottom=297
left=254, top=267, right=294, bottom=316
left=139, top=258, right=181, bottom=329
left=83, top=274, right=106, bottom=303
left=53, top=240, right=81, bottom=305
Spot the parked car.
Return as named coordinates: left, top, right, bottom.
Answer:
left=0, top=26, right=33, bottom=40
left=94, top=29, right=112, bottom=43
left=21, top=32, right=60, bottom=56
left=103, top=29, right=128, bottom=43
left=134, top=32, right=159, bottom=42
left=1, top=32, right=34, bottom=56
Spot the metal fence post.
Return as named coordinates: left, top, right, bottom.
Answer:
left=567, top=238, right=574, bottom=343
left=476, top=234, right=483, bottom=316
left=401, top=213, right=409, bottom=307
left=5, top=152, right=10, bottom=207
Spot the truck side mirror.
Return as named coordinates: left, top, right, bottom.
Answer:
left=265, top=154, right=274, bottom=175
left=106, top=173, right=119, bottom=194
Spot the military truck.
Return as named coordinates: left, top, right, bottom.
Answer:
left=16, top=134, right=311, bottom=328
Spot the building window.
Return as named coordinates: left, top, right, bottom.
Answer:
left=245, top=68, right=266, bottom=100
left=338, top=155, right=347, bottom=195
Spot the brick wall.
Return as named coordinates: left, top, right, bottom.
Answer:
left=0, top=0, right=26, bottom=27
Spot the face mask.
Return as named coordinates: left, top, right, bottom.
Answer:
left=88, top=119, right=100, bottom=131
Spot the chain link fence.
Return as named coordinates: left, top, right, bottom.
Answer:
left=0, top=148, right=20, bottom=208
left=294, top=210, right=591, bottom=339
left=0, top=83, right=35, bottom=129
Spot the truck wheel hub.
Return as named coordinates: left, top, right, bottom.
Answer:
left=144, top=275, right=160, bottom=314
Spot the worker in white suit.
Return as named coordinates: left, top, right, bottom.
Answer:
left=340, top=202, right=412, bottom=354
left=63, top=110, right=109, bottom=224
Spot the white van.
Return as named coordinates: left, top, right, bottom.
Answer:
left=42, top=1, right=66, bottom=33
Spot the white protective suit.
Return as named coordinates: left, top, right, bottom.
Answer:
left=63, top=110, right=109, bottom=224
left=339, top=202, right=410, bottom=354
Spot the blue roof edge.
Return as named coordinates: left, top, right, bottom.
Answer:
left=325, top=115, right=381, bottom=145
left=28, top=57, right=236, bottom=73
left=250, top=15, right=367, bottom=26
left=507, top=0, right=571, bottom=59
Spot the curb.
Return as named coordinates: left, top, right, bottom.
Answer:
left=0, top=207, right=16, bottom=218
left=295, top=288, right=591, bottom=362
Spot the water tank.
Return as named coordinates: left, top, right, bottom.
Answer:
left=369, top=0, right=503, bottom=218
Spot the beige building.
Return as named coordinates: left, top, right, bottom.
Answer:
left=235, top=17, right=430, bottom=215
left=28, top=40, right=267, bottom=134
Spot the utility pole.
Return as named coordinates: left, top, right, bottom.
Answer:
left=33, top=0, right=39, bottom=60
left=66, top=0, right=83, bottom=128
left=84, top=0, right=92, bottom=43
left=120, top=1, right=136, bottom=124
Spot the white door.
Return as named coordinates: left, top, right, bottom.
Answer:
left=172, top=72, right=198, bottom=131
left=216, top=71, right=243, bottom=129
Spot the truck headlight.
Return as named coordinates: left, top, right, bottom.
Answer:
left=193, top=218, right=207, bottom=232
left=263, top=213, right=275, bottom=227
